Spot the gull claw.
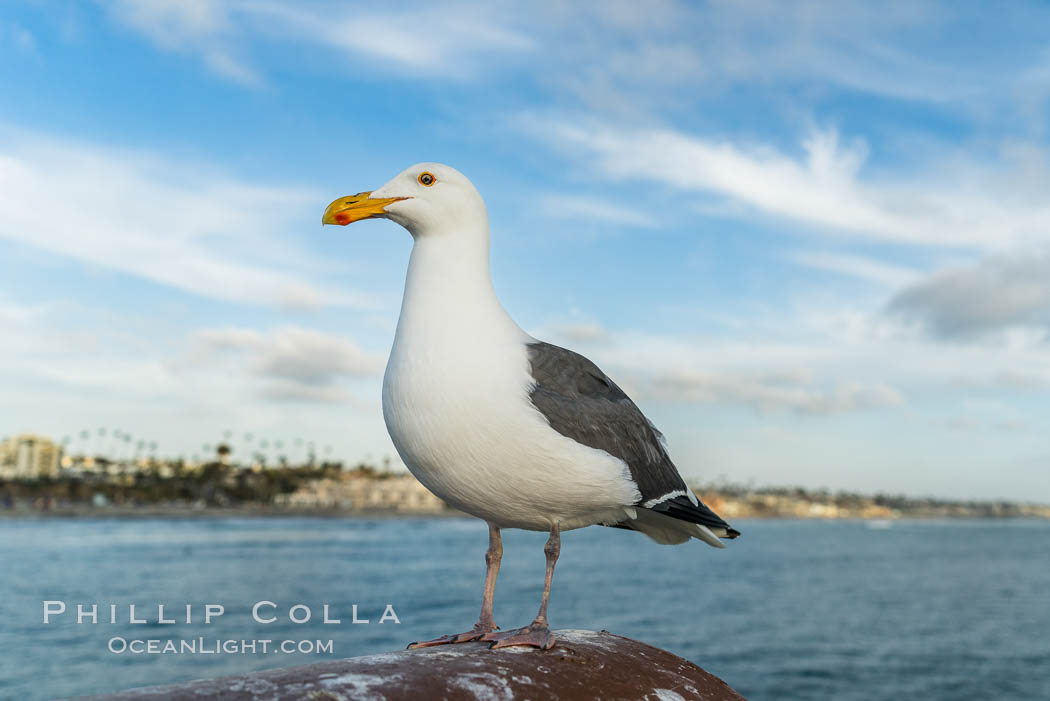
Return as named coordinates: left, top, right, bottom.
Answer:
left=407, top=623, right=498, bottom=649
left=481, top=622, right=555, bottom=650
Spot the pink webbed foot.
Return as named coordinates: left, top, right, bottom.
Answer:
left=406, top=623, right=498, bottom=649
left=481, top=621, right=555, bottom=650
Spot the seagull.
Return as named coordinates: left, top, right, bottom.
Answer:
left=323, top=163, right=739, bottom=650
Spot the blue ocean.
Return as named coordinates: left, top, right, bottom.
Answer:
left=1, top=517, right=1047, bottom=700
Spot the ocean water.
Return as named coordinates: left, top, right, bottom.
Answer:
left=1, top=516, right=1047, bottom=700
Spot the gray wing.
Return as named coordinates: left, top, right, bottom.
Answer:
left=526, top=341, right=738, bottom=538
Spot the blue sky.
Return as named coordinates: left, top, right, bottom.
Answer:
left=2, top=1, right=1049, bottom=501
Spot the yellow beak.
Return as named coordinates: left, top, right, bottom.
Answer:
left=322, top=192, right=407, bottom=226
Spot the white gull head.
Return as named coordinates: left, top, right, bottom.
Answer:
left=323, top=162, right=488, bottom=239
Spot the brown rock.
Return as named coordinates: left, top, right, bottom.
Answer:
left=73, top=629, right=746, bottom=700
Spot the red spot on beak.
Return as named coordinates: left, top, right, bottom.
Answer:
left=334, top=213, right=351, bottom=225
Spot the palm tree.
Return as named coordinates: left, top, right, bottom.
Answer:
left=242, top=433, right=254, bottom=463
left=110, top=429, right=122, bottom=457
left=60, top=436, right=71, bottom=469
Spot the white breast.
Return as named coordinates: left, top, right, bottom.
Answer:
left=380, top=237, right=638, bottom=531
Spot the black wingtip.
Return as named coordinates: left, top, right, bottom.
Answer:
left=647, top=494, right=740, bottom=538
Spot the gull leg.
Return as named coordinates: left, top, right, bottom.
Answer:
left=483, top=523, right=559, bottom=650
left=407, top=523, right=502, bottom=649
left=470, top=522, right=503, bottom=636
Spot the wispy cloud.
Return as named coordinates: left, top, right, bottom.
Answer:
left=564, top=308, right=1050, bottom=421
left=527, top=118, right=1050, bottom=251
left=1, top=290, right=385, bottom=402
left=649, top=367, right=904, bottom=415
left=543, top=324, right=909, bottom=417
left=105, top=0, right=229, bottom=47
left=101, top=0, right=262, bottom=86
left=201, top=48, right=263, bottom=86
left=551, top=321, right=613, bottom=344
left=0, top=304, right=394, bottom=460
left=1, top=19, right=36, bottom=52
left=94, top=0, right=1050, bottom=107
left=683, top=1, right=972, bottom=102
left=0, top=298, right=47, bottom=325
left=0, top=128, right=376, bottom=309
left=251, top=3, right=534, bottom=79
left=531, top=0, right=992, bottom=117
left=790, top=251, right=920, bottom=287
left=538, top=194, right=656, bottom=229
left=888, top=247, right=1050, bottom=339
left=192, top=325, right=384, bottom=402
left=98, top=0, right=534, bottom=83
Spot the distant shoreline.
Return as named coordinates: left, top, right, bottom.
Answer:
left=2, top=504, right=1047, bottom=521
left=6, top=461, right=1047, bottom=521
left=0, top=505, right=464, bottom=520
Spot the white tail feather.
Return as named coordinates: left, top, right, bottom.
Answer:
left=626, top=508, right=726, bottom=547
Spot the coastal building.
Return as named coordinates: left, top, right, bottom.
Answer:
left=0, top=434, right=63, bottom=479
left=275, top=472, right=447, bottom=513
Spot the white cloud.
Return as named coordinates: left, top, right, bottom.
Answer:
left=561, top=303, right=1050, bottom=423
left=506, top=0, right=1048, bottom=122
left=888, top=247, right=1050, bottom=338
left=98, top=0, right=534, bottom=83
left=538, top=194, right=656, bottom=229
left=538, top=321, right=909, bottom=416
left=931, top=401, right=1030, bottom=434
left=192, top=325, right=384, bottom=401
left=551, top=321, right=612, bottom=344
left=790, top=251, right=920, bottom=287
left=202, top=49, right=263, bottom=86
left=0, top=303, right=306, bottom=433
left=686, top=1, right=969, bottom=102
left=92, top=0, right=1050, bottom=120
left=995, top=369, right=1050, bottom=390
left=271, top=5, right=534, bottom=78
left=106, top=0, right=228, bottom=48
left=526, top=118, right=1050, bottom=251
left=1, top=20, right=36, bottom=52
left=0, top=128, right=376, bottom=309
left=0, top=302, right=183, bottom=399
left=0, top=299, right=47, bottom=325
left=0, top=305, right=395, bottom=460
left=100, top=0, right=267, bottom=84
left=649, top=367, right=903, bottom=415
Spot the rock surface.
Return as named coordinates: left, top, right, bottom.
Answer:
left=73, top=629, right=746, bottom=701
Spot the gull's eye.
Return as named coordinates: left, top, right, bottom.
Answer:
left=418, top=172, right=436, bottom=186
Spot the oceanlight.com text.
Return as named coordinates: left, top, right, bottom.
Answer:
left=107, top=637, right=335, bottom=655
